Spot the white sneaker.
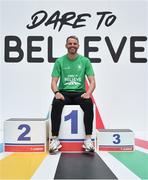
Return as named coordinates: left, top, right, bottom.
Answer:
left=83, top=139, right=95, bottom=152
left=49, top=138, right=62, bottom=153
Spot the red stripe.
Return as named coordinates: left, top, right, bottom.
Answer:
left=135, top=138, right=148, bottom=149
left=98, top=146, right=134, bottom=151
left=5, top=145, right=45, bottom=152
left=60, top=141, right=95, bottom=152
left=85, top=80, right=105, bottom=129
left=60, top=142, right=84, bottom=151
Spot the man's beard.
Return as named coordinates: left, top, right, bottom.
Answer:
left=68, top=47, right=78, bottom=54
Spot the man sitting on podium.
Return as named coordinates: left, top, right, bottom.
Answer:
left=49, top=35, right=96, bottom=153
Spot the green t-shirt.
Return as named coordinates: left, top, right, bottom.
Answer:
left=51, top=54, right=94, bottom=92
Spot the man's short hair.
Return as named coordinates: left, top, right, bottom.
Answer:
left=66, top=36, right=79, bottom=43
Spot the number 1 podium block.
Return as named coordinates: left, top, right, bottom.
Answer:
left=96, top=129, right=134, bottom=151
left=57, top=105, right=96, bottom=152
left=4, top=118, right=47, bottom=152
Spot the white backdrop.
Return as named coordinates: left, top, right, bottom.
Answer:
left=0, top=0, right=148, bottom=143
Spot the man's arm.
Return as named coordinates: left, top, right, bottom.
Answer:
left=51, top=77, right=59, bottom=93
left=81, top=76, right=96, bottom=99
left=51, top=77, right=64, bottom=100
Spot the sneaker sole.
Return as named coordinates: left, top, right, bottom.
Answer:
left=49, top=144, right=62, bottom=153
left=82, top=144, right=95, bottom=152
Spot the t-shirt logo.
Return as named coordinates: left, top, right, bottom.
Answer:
left=63, top=66, right=70, bottom=70
left=64, top=75, right=81, bottom=86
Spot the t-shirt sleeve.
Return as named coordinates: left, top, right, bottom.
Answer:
left=51, top=60, right=61, bottom=77
left=85, top=59, right=95, bottom=76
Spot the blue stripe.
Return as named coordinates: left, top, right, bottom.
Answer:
left=0, top=143, right=3, bottom=152
left=5, top=143, right=44, bottom=146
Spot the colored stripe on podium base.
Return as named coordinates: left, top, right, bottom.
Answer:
left=98, top=145, right=134, bottom=151
left=59, top=139, right=95, bottom=152
left=4, top=143, right=45, bottom=152
left=60, top=142, right=84, bottom=151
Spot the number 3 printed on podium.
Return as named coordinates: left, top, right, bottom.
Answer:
left=113, top=133, right=121, bottom=144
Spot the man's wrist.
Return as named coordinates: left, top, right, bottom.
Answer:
left=86, top=91, right=91, bottom=95
left=54, top=90, right=60, bottom=95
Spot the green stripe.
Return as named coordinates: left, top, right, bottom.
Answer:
left=110, top=150, right=148, bottom=179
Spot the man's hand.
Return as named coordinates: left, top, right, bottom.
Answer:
left=55, top=92, right=65, bottom=100
left=81, top=92, right=91, bottom=99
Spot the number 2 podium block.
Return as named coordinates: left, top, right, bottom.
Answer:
left=4, top=118, right=47, bottom=152
left=57, top=105, right=96, bottom=152
left=96, top=129, right=134, bottom=151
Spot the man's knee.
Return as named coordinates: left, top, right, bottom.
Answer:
left=82, top=98, right=93, bottom=105
left=80, top=98, right=93, bottom=110
left=52, top=98, right=65, bottom=107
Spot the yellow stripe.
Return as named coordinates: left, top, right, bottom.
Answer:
left=0, top=152, right=48, bottom=180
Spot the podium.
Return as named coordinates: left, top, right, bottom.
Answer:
left=96, top=129, right=134, bottom=151
left=4, top=118, right=47, bottom=152
left=51, top=105, right=96, bottom=152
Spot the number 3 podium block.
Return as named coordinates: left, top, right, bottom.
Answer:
left=96, top=129, right=134, bottom=151
left=57, top=105, right=96, bottom=152
left=4, top=118, right=47, bottom=152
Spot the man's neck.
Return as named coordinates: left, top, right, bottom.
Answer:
left=67, top=53, right=78, bottom=60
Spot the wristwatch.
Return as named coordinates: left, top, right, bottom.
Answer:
left=54, top=91, right=59, bottom=94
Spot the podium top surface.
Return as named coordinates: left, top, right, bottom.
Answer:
left=97, top=129, right=133, bottom=132
left=5, top=118, right=47, bottom=121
